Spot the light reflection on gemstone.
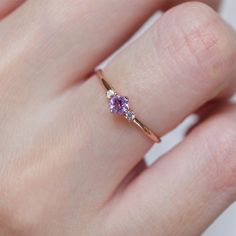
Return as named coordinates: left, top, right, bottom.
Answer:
left=109, top=95, right=129, bottom=114
left=125, top=110, right=135, bottom=121
left=106, top=90, right=115, bottom=99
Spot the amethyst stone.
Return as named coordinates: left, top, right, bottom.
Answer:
left=109, top=95, right=129, bottom=114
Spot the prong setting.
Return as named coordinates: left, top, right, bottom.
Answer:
left=125, top=110, right=135, bottom=122
left=106, top=89, right=116, bottom=99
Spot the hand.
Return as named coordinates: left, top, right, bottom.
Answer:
left=0, top=0, right=235, bottom=235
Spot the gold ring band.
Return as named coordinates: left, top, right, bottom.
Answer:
left=95, top=69, right=161, bottom=143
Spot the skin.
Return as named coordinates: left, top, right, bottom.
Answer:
left=0, top=0, right=235, bottom=235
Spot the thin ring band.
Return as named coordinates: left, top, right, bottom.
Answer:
left=95, top=69, right=161, bottom=143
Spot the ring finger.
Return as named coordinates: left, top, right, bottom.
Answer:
left=71, top=2, right=236, bottom=197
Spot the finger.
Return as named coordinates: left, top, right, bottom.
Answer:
left=115, top=160, right=147, bottom=195
left=74, top=2, right=236, bottom=196
left=186, top=100, right=226, bottom=136
left=0, top=0, right=221, bottom=93
left=111, top=103, right=236, bottom=236
left=164, top=0, right=221, bottom=10
left=0, top=0, right=164, bottom=94
left=0, top=0, right=25, bottom=19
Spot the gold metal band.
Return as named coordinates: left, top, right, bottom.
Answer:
left=96, top=69, right=161, bottom=143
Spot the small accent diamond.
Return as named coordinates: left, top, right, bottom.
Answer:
left=125, top=110, right=135, bottom=121
left=106, top=90, right=115, bottom=99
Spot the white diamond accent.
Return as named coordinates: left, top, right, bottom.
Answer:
left=125, top=110, right=135, bottom=121
left=106, top=90, right=115, bottom=99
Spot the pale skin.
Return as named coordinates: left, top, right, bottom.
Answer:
left=0, top=0, right=236, bottom=235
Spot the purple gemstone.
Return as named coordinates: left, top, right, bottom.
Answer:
left=109, top=95, right=129, bottom=114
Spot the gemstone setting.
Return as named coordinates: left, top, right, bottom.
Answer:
left=106, top=89, right=115, bottom=99
left=125, top=110, right=135, bottom=121
left=109, top=95, right=129, bottom=114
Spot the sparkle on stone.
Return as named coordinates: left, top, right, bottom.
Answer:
left=109, top=95, right=129, bottom=114
left=125, top=110, right=135, bottom=121
left=106, top=90, right=115, bottom=99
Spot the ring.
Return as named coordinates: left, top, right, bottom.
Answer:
left=95, top=69, right=161, bottom=143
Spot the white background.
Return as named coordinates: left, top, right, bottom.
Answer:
left=147, top=0, right=236, bottom=235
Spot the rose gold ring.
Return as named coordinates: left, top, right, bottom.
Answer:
left=95, top=69, right=161, bottom=143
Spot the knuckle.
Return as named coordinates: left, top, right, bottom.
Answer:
left=159, top=2, right=235, bottom=90
left=174, top=2, right=222, bottom=58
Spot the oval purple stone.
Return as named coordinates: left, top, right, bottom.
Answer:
left=109, top=95, right=129, bottom=114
